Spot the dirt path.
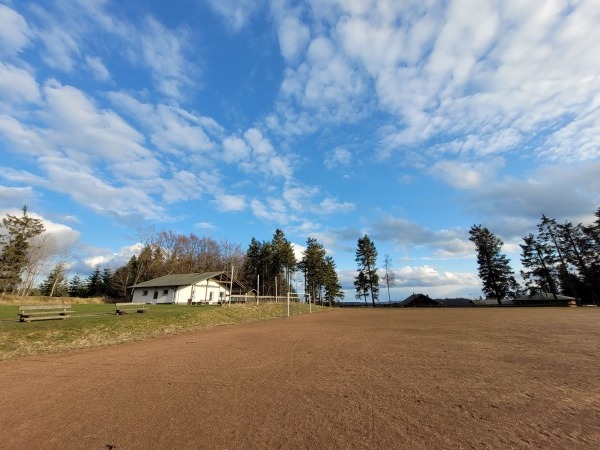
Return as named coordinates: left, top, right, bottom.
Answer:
left=1, top=308, right=599, bottom=449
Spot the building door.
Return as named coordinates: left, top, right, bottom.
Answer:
left=153, top=291, right=159, bottom=300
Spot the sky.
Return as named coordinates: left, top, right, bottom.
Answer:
left=1, top=0, right=599, bottom=300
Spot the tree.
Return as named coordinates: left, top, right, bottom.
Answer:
left=469, top=225, right=518, bottom=305
left=299, top=237, right=327, bottom=304
left=354, top=271, right=369, bottom=306
left=270, top=229, right=296, bottom=295
left=322, top=256, right=344, bottom=305
left=68, top=275, right=87, bottom=298
left=355, top=234, right=379, bottom=307
left=86, top=266, right=103, bottom=298
left=39, top=262, right=69, bottom=297
left=0, top=206, right=45, bottom=294
left=520, top=233, right=560, bottom=299
left=382, top=254, right=397, bottom=303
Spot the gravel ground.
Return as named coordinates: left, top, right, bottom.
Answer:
left=1, top=308, right=599, bottom=449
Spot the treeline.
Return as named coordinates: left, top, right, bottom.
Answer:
left=0, top=208, right=344, bottom=304
left=470, top=207, right=600, bottom=305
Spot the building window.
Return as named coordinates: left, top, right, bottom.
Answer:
left=142, top=290, right=148, bottom=296
left=162, top=289, right=169, bottom=296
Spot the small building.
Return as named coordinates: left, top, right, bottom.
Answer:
left=400, top=293, right=441, bottom=307
left=130, top=272, right=250, bottom=305
left=440, top=298, right=475, bottom=307
left=513, top=292, right=577, bottom=307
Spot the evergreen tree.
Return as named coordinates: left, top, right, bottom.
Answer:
left=86, top=266, right=103, bottom=297
left=520, top=233, right=560, bottom=298
left=271, top=229, right=296, bottom=295
left=299, top=237, right=327, bottom=303
left=469, top=225, right=518, bottom=305
left=355, top=234, right=379, bottom=306
left=0, top=206, right=45, bottom=294
left=354, top=270, right=369, bottom=306
left=39, top=262, right=69, bottom=297
left=101, top=267, right=116, bottom=298
left=243, top=237, right=262, bottom=292
left=322, top=256, right=344, bottom=305
left=68, top=275, right=86, bottom=298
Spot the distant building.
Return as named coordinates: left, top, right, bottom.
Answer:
left=400, top=293, right=441, bottom=307
left=513, top=292, right=577, bottom=307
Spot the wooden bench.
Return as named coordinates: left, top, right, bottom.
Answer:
left=18, top=305, right=73, bottom=322
left=115, top=302, right=149, bottom=315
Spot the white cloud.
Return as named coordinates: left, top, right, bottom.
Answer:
left=138, top=17, right=195, bottom=99
left=319, top=197, right=355, bottom=214
left=196, top=222, right=215, bottom=230
left=429, top=158, right=504, bottom=190
left=0, top=5, right=31, bottom=56
left=324, top=147, right=352, bottom=169
left=0, top=185, right=34, bottom=208
left=0, top=63, right=40, bottom=105
left=222, top=136, right=250, bottom=163
left=203, top=0, right=262, bottom=31
left=83, top=242, right=143, bottom=269
left=85, top=56, right=111, bottom=81
left=395, top=265, right=479, bottom=288
left=214, top=194, right=246, bottom=212
left=39, top=155, right=164, bottom=220
left=278, top=15, right=310, bottom=63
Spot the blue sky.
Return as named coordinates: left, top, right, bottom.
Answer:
left=1, top=0, right=599, bottom=300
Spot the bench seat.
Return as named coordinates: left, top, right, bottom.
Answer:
left=19, top=305, right=73, bottom=322
left=115, top=302, right=149, bottom=315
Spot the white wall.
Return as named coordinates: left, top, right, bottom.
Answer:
left=132, top=279, right=229, bottom=305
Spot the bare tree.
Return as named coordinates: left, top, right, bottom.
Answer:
left=382, top=254, right=397, bottom=303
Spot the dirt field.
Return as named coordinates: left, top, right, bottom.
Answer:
left=1, top=308, right=599, bottom=449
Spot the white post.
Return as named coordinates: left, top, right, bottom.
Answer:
left=229, top=265, right=234, bottom=307
left=287, top=291, right=290, bottom=317
left=275, top=276, right=278, bottom=303
left=309, top=294, right=312, bottom=314
left=257, top=275, right=260, bottom=306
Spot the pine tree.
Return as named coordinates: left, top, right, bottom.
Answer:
left=86, top=266, right=103, bottom=298
left=520, top=233, right=560, bottom=298
left=39, top=262, right=69, bottom=297
left=68, top=275, right=86, bottom=298
left=355, top=234, right=379, bottom=307
left=322, top=256, right=343, bottom=305
left=0, top=206, right=45, bottom=294
left=354, top=270, right=369, bottom=306
left=271, top=229, right=296, bottom=295
left=469, top=225, right=518, bottom=305
left=299, top=237, right=327, bottom=304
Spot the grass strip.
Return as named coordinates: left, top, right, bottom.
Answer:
left=0, top=302, right=328, bottom=361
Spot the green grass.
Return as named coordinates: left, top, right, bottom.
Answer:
left=0, top=302, right=328, bottom=360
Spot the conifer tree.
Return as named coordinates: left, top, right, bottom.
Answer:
left=0, top=206, right=45, bottom=294
left=469, top=225, right=518, bottom=305
left=40, top=262, right=69, bottom=297
left=299, top=237, right=327, bottom=303
left=355, top=234, right=379, bottom=306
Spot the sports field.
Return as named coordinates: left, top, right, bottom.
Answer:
left=1, top=308, right=599, bottom=449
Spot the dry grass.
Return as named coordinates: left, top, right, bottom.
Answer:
left=0, top=301, right=328, bottom=360
left=0, top=294, right=106, bottom=305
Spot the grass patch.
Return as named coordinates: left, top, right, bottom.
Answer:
left=0, top=302, right=328, bottom=360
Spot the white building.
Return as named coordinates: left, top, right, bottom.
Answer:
left=130, top=272, right=250, bottom=305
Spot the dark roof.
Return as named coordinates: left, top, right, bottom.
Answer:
left=400, top=293, right=440, bottom=307
left=440, top=298, right=474, bottom=307
left=130, top=272, right=225, bottom=288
